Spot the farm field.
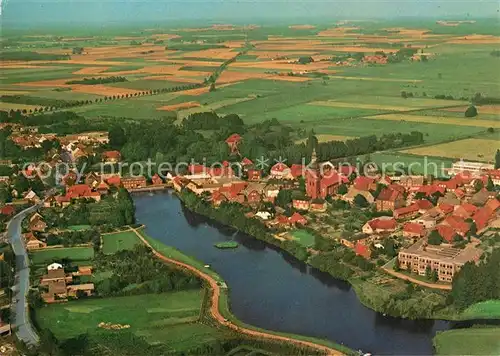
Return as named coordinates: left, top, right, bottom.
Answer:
left=433, top=327, right=500, bottom=355
left=34, top=291, right=228, bottom=351
left=101, top=230, right=141, bottom=254
left=1, top=20, right=499, bottom=151
left=30, top=246, right=94, bottom=265
left=400, top=138, right=499, bottom=162
left=364, top=152, right=454, bottom=176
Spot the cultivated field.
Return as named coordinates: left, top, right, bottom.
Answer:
left=401, top=138, right=499, bottom=162
left=1, top=20, right=499, bottom=147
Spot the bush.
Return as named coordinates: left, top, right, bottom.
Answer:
left=464, top=105, right=478, bottom=117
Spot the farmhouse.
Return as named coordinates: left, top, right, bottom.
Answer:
left=394, top=203, right=420, bottom=220
left=29, top=213, right=47, bottom=232
left=24, top=232, right=46, bottom=250
left=151, top=174, right=163, bottom=185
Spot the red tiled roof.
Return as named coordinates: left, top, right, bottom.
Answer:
left=188, top=164, right=205, bottom=175
left=485, top=198, right=500, bottom=212
left=208, top=166, right=234, bottom=177
left=415, top=199, right=433, bottom=210
left=102, top=150, right=121, bottom=160
left=473, top=207, right=492, bottom=231
left=454, top=188, right=465, bottom=198
left=276, top=215, right=289, bottom=225
left=418, top=185, right=445, bottom=196
left=289, top=212, right=307, bottom=225
left=377, top=187, right=402, bottom=202
left=444, top=215, right=470, bottom=236
left=354, top=176, right=375, bottom=191
left=241, top=157, right=253, bottom=166
left=211, top=191, right=227, bottom=202
left=389, top=184, right=406, bottom=194
left=368, top=218, right=396, bottom=230
left=106, top=175, right=121, bottom=186
left=290, top=164, right=305, bottom=178
left=96, top=181, right=109, bottom=190
left=271, top=162, right=290, bottom=173
left=394, top=203, right=419, bottom=217
left=225, top=133, right=242, bottom=144
left=67, top=184, right=92, bottom=197
left=438, top=203, right=455, bottom=215
left=0, top=205, right=15, bottom=216
left=320, top=173, right=342, bottom=189
left=355, top=241, right=371, bottom=259
left=436, top=225, right=457, bottom=243
left=403, top=222, right=425, bottom=236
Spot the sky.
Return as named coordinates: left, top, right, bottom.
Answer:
left=1, top=0, right=499, bottom=27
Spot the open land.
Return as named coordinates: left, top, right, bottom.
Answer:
left=101, top=230, right=142, bottom=254
left=1, top=20, right=498, bottom=148
left=433, top=327, right=500, bottom=355
left=29, top=247, right=94, bottom=265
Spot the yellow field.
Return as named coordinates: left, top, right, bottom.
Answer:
left=401, top=138, right=499, bottom=162
left=295, top=134, right=354, bottom=144
left=365, top=113, right=500, bottom=129
left=0, top=102, right=41, bottom=111
left=309, top=101, right=413, bottom=111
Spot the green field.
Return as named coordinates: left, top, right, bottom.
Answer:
left=30, top=247, right=94, bottom=264
left=102, top=230, right=141, bottom=254
left=460, top=300, right=500, bottom=319
left=291, top=230, right=316, bottom=248
left=364, top=152, right=454, bottom=176
left=34, top=291, right=226, bottom=350
left=433, top=328, right=500, bottom=355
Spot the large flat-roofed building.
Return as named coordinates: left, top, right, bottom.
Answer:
left=398, top=239, right=483, bottom=283
left=448, top=161, right=494, bottom=175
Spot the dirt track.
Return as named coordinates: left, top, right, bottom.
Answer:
left=132, top=228, right=344, bottom=355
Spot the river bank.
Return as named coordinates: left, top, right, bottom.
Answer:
left=133, top=191, right=455, bottom=354
left=133, top=227, right=352, bottom=355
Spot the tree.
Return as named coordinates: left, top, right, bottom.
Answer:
left=337, top=184, right=348, bottom=195
left=495, top=149, right=500, bottom=169
left=393, top=257, right=401, bottom=272
left=209, top=83, right=216, bottom=92
left=275, top=189, right=293, bottom=208
left=464, top=105, right=478, bottom=117
left=431, top=269, right=438, bottom=282
left=425, top=265, right=432, bottom=280
left=297, top=56, right=314, bottom=64
left=353, top=194, right=369, bottom=208
left=428, top=230, right=443, bottom=245
left=486, top=176, right=494, bottom=191
left=109, top=125, right=127, bottom=149
left=401, top=91, right=408, bottom=99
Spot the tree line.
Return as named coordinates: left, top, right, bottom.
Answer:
left=65, top=76, right=128, bottom=85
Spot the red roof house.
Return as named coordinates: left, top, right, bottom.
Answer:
left=0, top=205, right=15, bottom=216
left=106, top=175, right=121, bottom=187
left=151, top=174, right=163, bottom=185
left=289, top=212, right=307, bottom=225
left=270, top=162, right=290, bottom=178
left=355, top=241, right=371, bottom=259
left=247, top=169, right=262, bottom=181
left=376, top=187, right=404, bottom=211
left=354, top=176, right=376, bottom=191
left=362, top=218, right=397, bottom=234
left=102, top=150, right=121, bottom=163
left=225, top=134, right=242, bottom=154
left=241, top=157, right=253, bottom=167
left=403, top=222, right=426, bottom=238
left=435, top=225, right=458, bottom=243
left=453, top=203, right=479, bottom=219
left=415, top=199, right=434, bottom=211
left=394, top=203, right=420, bottom=219
left=290, top=164, right=305, bottom=179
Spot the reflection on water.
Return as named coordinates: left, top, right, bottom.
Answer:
left=134, top=191, right=454, bottom=355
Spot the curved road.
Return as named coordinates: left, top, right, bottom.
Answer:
left=8, top=205, right=40, bottom=347
left=133, top=228, right=343, bottom=356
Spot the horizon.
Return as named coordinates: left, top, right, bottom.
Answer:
left=1, top=0, right=499, bottom=29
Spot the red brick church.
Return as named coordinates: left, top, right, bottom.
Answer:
left=306, top=149, right=344, bottom=199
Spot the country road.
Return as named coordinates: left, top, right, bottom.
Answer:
left=132, top=228, right=343, bottom=356
left=8, top=205, right=40, bottom=347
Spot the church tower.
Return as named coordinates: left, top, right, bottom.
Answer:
left=306, top=148, right=321, bottom=199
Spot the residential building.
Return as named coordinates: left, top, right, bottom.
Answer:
left=362, top=217, right=396, bottom=234
left=448, top=161, right=494, bottom=175
left=151, top=174, right=163, bottom=185
left=24, top=232, right=46, bottom=250
left=403, top=222, right=426, bottom=238
left=398, top=239, right=483, bottom=282
left=225, top=133, right=242, bottom=154
left=270, top=162, right=291, bottom=179
left=375, top=187, right=404, bottom=211
left=29, top=213, right=47, bottom=232
left=122, top=176, right=147, bottom=190
left=394, top=203, right=420, bottom=219
left=102, top=150, right=121, bottom=163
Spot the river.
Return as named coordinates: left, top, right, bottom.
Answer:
left=134, top=191, right=453, bottom=355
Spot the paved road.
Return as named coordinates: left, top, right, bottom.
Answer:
left=8, top=205, right=40, bottom=347
left=132, top=228, right=343, bottom=356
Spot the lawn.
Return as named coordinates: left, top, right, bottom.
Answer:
left=461, top=300, right=500, bottom=319
left=34, top=291, right=225, bottom=350
left=400, top=138, right=499, bottom=162
left=291, top=230, right=316, bottom=248
left=433, top=327, right=500, bottom=355
left=102, top=230, right=141, bottom=254
left=30, top=247, right=94, bottom=265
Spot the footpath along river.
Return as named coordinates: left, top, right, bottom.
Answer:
left=134, top=191, right=464, bottom=355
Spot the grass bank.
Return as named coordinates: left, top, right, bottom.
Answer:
left=433, top=327, right=500, bottom=355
